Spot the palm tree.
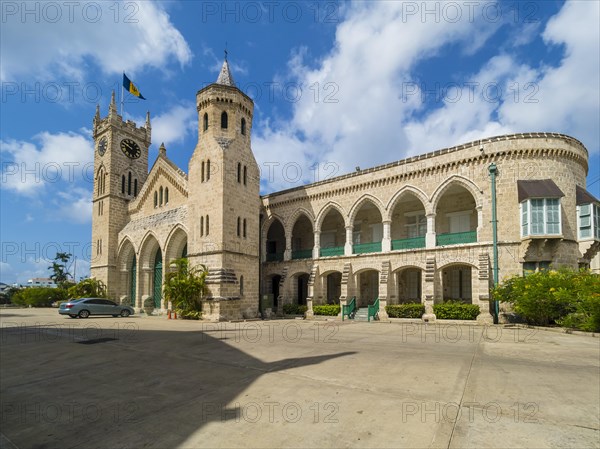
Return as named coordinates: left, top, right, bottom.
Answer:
left=163, top=258, right=208, bottom=319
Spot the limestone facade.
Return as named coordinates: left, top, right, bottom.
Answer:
left=90, top=60, right=599, bottom=321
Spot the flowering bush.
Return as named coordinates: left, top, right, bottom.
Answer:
left=493, top=269, right=600, bottom=331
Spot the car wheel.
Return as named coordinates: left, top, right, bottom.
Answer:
left=69, top=314, right=77, bottom=318
left=78, top=310, right=90, bottom=318
left=120, top=310, right=131, bottom=317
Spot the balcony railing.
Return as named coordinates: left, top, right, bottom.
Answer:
left=266, top=252, right=284, bottom=262
left=292, top=249, right=312, bottom=260
left=353, top=241, right=382, bottom=254
left=320, top=246, right=344, bottom=257
left=436, top=230, right=477, bottom=246
left=392, top=236, right=426, bottom=250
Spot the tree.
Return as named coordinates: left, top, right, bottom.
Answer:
left=163, top=258, right=207, bottom=319
left=48, top=252, right=72, bottom=287
left=67, top=278, right=107, bottom=299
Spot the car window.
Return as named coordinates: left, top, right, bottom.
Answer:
left=85, top=299, right=103, bottom=304
left=101, top=300, right=117, bottom=306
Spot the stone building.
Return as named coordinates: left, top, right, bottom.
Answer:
left=90, top=59, right=600, bottom=321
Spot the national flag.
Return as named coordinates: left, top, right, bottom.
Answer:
left=123, top=73, right=146, bottom=100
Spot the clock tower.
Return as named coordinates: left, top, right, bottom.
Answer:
left=90, top=91, right=151, bottom=298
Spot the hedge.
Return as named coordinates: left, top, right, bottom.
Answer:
left=11, top=287, right=67, bottom=307
left=283, top=304, right=308, bottom=315
left=433, top=301, right=480, bottom=320
left=385, top=303, right=425, bottom=318
left=312, top=304, right=340, bottom=316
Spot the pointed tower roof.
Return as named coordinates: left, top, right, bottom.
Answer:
left=216, top=57, right=235, bottom=87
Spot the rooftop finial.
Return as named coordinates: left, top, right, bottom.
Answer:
left=159, top=142, right=166, bottom=156
left=146, top=111, right=151, bottom=128
left=224, top=42, right=228, bottom=61
left=109, top=90, right=117, bottom=113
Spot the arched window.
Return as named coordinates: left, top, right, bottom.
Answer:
left=221, top=111, right=228, bottom=129
left=243, top=166, right=247, bottom=186
left=201, top=161, right=205, bottom=182
left=237, top=163, right=241, bottom=183
left=159, top=186, right=163, bottom=206
left=134, top=179, right=138, bottom=197
left=165, top=187, right=169, bottom=204
left=203, top=113, right=208, bottom=131
left=200, top=216, right=204, bottom=236
left=206, top=215, right=210, bottom=235
left=243, top=219, right=247, bottom=238
left=241, top=118, right=246, bottom=135
left=237, top=217, right=241, bottom=237
left=240, top=276, right=244, bottom=296
left=207, top=160, right=211, bottom=181
left=121, top=175, right=126, bottom=194
left=128, top=172, right=132, bottom=195
left=154, top=191, right=158, bottom=207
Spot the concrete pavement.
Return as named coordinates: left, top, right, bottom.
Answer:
left=0, top=308, right=598, bottom=448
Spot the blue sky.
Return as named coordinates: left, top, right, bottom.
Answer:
left=1, top=0, right=599, bottom=284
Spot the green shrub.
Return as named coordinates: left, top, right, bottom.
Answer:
left=493, top=269, right=599, bottom=330
left=433, top=301, right=480, bottom=320
left=386, top=303, right=425, bottom=318
left=313, top=304, right=340, bottom=316
left=143, top=297, right=155, bottom=309
left=283, top=304, right=308, bottom=315
left=11, top=287, right=67, bottom=307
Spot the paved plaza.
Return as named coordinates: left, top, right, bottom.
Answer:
left=1, top=308, right=598, bottom=448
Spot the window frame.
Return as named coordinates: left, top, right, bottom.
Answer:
left=520, top=198, right=562, bottom=237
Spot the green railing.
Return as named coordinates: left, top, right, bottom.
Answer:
left=367, top=298, right=380, bottom=322
left=266, top=252, right=284, bottom=262
left=320, top=246, right=345, bottom=257
left=292, top=249, right=313, bottom=260
left=392, top=236, right=426, bottom=250
left=353, top=241, right=382, bottom=254
left=436, top=230, right=477, bottom=246
left=342, top=297, right=356, bottom=321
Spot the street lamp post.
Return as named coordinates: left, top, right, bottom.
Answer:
left=488, top=163, right=500, bottom=323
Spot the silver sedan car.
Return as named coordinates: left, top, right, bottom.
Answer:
left=59, top=298, right=135, bottom=318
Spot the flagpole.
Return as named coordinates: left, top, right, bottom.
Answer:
left=121, top=75, right=125, bottom=117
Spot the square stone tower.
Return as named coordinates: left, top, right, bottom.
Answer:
left=90, top=92, right=151, bottom=298
left=187, top=58, right=260, bottom=319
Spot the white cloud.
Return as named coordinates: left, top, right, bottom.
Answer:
left=151, top=104, right=197, bottom=147
left=54, top=188, right=93, bottom=224
left=253, top=1, right=496, bottom=191
left=1, top=130, right=93, bottom=195
left=253, top=0, right=599, bottom=193
left=498, top=0, right=600, bottom=151
left=1, top=1, right=192, bottom=81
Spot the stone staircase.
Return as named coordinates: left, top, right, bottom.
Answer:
left=354, top=307, right=370, bottom=322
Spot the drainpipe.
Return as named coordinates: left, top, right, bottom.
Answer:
left=488, top=163, right=500, bottom=323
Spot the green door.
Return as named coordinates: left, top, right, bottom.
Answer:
left=153, top=249, right=162, bottom=308
left=130, top=255, right=137, bottom=306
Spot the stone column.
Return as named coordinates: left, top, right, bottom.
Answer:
left=313, top=231, right=321, bottom=259
left=284, top=233, right=292, bottom=261
left=119, top=270, right=128, bottom=305
left=476, top=205, right=483, bottom=241
left=422, top=256, right=436, bottom=322
left=382, top=220, right=392, bottom=252
left=141, top=267, right=152, bottom=313
left=426, top=213, right=436, bottom=248
left=344, top=226, right=353, bottom=256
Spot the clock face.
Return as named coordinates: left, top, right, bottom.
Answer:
left=97, top=136, right=108, bottom=156
left=120, top=138, right=141, bottom=159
